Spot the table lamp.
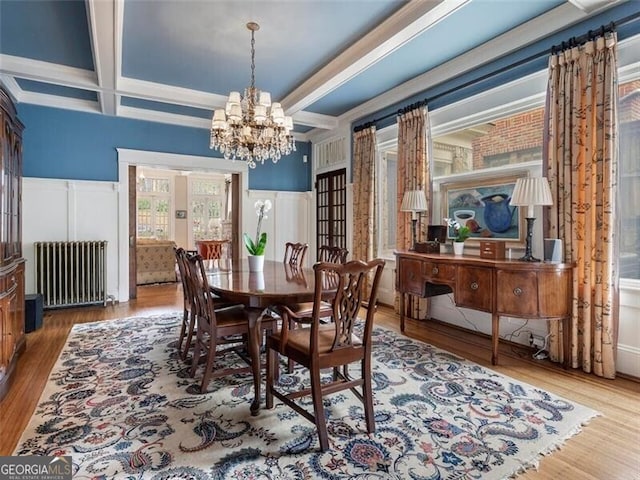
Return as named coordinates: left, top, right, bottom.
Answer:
left=510, top=177, right=553, bottom=262
left=401, top=190, right=428, bottom=251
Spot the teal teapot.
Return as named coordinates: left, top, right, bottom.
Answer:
left=481, top=194, right=516, bottom=233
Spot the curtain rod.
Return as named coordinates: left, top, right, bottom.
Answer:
left=353, top=12, right=640, bottom=134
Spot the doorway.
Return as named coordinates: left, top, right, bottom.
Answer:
left=118, top=149, right=248, bottom=301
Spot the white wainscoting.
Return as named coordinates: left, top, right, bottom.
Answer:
left=22, top=178, right=120, bottom=299
left=244, top=190, right=313, bottom=266
left=23, top=177, right=313, bottom=304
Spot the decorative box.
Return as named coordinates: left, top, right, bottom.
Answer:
left=480, top=241, right=506, bottom=260
left=414, top=241, right=440, bottom=254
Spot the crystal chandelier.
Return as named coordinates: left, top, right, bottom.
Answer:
left=210, top=22, right=296, bottom=169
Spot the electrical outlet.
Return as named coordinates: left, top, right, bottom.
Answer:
left=531, top=334, right=545, bottom=349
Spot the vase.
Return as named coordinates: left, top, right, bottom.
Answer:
left=248, top=271, right=265, bottom=291
left=453, top=241, right=465, bottom=256
left=247, top=254, right=264, bottom=272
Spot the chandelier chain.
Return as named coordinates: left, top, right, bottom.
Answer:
left=250, top=29, right=255, bottom=91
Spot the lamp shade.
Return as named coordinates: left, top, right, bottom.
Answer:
left=401, top=190, right=428, bottom=212
left=511, top=177, right=553, bottom=218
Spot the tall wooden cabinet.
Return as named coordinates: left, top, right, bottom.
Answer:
left=0, top=88, right=26, bottom=400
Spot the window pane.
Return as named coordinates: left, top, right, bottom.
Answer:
left=619, top=79, right=640, bottom=280
left=433, top=108, right=544, bottom=175
left=190, top=177, right=226, bottom=242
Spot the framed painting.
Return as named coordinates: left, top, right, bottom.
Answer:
left=441, top=174, right=526, bottom=245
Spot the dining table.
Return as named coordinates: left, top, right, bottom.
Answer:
left=206, top=259, right=321, bottom=416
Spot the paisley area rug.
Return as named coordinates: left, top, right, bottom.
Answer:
left=15, top=313, right=598, bottom=479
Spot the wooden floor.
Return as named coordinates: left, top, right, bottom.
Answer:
left=1, top=283, right=639, bottom=479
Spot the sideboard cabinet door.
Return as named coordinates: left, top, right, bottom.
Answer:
left=397, top=257, right=424, bottom=296
left=496, top=270, right=538, bottom=317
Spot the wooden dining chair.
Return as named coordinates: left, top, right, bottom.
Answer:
left=276, top=244, right=348, bottom=373
left=266, top=258, right=385, bottom=451
left=196, top=239, right=229, bottom=260
left=185, top=253, right=276, bottom=393
left=317, top=245, right=349, bottom=264
left=174, top=247, right=196, bottom=360
left=283, top=242, right=308, bottom=268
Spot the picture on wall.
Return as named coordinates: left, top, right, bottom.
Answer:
left=441, top=174, right=526, bottom=245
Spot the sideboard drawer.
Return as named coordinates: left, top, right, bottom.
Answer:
left=398, top=257, right=424, bottom=296
left=456, top=266, right=493, bottom=312
left=496, top=270, right=538, bottom=316
left=424, top=262, right=456, bottom=283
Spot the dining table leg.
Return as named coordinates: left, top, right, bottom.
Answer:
left=246, top=307, right=265, bottom=416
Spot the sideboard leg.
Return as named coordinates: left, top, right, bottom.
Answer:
left=491, top=313, right=500, bottom=365
left=400, top=293, right=406, bottom=332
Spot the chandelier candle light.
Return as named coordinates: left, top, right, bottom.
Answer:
left=210, top=22, right=295, bottom=168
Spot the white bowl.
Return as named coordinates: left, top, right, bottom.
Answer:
left=453, top=209, right=475, bottom=226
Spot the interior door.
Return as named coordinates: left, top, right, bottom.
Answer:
left=128, top=165, right=137, bottom=299
left=315, top=169, right=346, bottom=258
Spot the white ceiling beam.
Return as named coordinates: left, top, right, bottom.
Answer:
left=291, top=110, right=338, bottom=130
left=0, top=54, right=97, bottom=90
left=87, top=0, right=117, bottom=115
left=281, top=0, right=470, bottom=115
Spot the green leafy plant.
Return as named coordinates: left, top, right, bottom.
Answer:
left=244, top=200, right=272, bottom=255
left=444, top=218, right=471, bottom=242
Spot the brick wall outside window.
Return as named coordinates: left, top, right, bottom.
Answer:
left=471, top=108, right=544, bottom=169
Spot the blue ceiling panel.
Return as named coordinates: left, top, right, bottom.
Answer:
left=17, top=78, right=97, bottom=101
left=121, top=0, right=406, bottom=97
left=0, top=0, right=94, bottom=70
left=307, top=0, right=564, bottom=115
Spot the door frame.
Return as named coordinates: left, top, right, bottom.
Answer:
left=117, top=148, right=248, bottom=301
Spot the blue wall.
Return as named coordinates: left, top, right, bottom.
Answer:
left=17, top=103, right=311, bottom=192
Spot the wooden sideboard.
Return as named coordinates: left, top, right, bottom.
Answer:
left=395, top=250, right=573, bottom=367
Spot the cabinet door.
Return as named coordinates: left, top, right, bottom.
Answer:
left=398, top=257, right=424, bottom=296
left=456, top=266, right=492, bottom=312
left=0, top=286, right=14, bottom=377
left=497, top=270, right=538, bottom=316
left=538, top=269, right=571, bottom=317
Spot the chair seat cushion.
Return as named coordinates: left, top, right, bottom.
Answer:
left=280, top=301, right=332, bottom=319
left=271, top=324, right=362, bottom=355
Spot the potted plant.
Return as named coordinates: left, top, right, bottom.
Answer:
left=244, top=199, right=272, bottom=271
left=444, top=217, right=471, bottom=255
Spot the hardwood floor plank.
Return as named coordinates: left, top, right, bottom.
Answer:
left=1, top=283, right=638, bottom=480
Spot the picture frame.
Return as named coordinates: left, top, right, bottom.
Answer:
left=441, top=174, right=526, bottom=246
left=175, top=210, right=187, bottom=219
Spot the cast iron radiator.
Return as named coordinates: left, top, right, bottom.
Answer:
left=34, top=241, right=109, bottom=308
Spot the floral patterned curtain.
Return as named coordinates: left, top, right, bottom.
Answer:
left=352, top=126, right=377, bottom=263
left=544, top=32, right=619, bottom=378
left=395, top=106, right=431, bottom=317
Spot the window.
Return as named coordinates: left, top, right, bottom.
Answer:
left=433, top=108, right=544, bottom=175
left=378, top=144, right=397, bottom=256
left=137, top=177, right=171, bottom=239
left=619, top=79, right=640, bottom=280
left=316, top=169, right=347, bottom=253
left=190, top=177, right=226, bottom=244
